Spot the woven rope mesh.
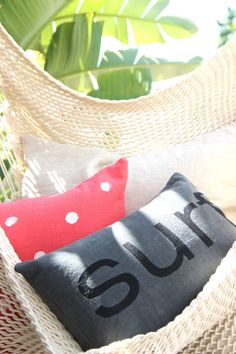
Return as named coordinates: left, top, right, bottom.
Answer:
left=0, top=228, right=82, bottom=354
left=0, top=24, right=236, bottom=353
left=0, top=229, right=39, bottom=353
left=182, top=311, right=236, bottom=354
left=0, top=104, right=22, bottom=201
left=0, top=256, right=45, bottom=354
left=0, top=25, right=236, bottom=161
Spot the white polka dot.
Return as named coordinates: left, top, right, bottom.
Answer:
left=5, top=216, right=18, bottom=227
left=100, top=182, right=111, bottom=192
left=65, top=212, right=79, bottom=224
left=34, top=251, right=46, bottom=260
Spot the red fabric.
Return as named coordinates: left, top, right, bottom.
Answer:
left=0, top=159, right=128, bottom=261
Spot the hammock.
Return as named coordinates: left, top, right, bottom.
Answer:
left=0, top=23, right=236, bottom=353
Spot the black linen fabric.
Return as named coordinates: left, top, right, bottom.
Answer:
left=15, top=173, right=236, bottom=350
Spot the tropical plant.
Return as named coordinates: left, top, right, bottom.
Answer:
left=0, top=112, right=13, bottom=202
left=0, top=0, right=199, bottom=99
left=218, top=7, right=236, bottom=47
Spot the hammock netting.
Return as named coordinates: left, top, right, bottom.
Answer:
left=0, top=24, right=236, bottom=353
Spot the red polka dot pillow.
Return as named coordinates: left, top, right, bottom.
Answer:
left=0, top=159, right=128, bottom=261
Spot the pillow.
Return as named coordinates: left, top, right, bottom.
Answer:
left=0, top=159, right=128, bottom=261
left=22, top=135, right=120, bottom=197
left=15, top=174, right=236, bottom=351
left=22, top=124, right=236, bottom=223
left=126, top=123, right=236, bottom=221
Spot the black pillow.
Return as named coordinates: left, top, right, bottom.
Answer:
left=15, top=173, right=236, bottom=350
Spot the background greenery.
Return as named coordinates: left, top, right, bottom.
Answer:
left=0, top=0, right=200, bottom=99
left=218, top=7, right=236, bottom=46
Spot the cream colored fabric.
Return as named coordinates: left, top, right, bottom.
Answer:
left=22, top=124, right=236, bottom=224
left=0, top=23, right=236, bottom=353
left=127, top=122, right=236, bottom=222
left=22, top=135, right=119, bottom=197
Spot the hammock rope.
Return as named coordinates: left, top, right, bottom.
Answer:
left=0, top=24, right=236, bottom=353
left=0, top=24, right=236, bottom=158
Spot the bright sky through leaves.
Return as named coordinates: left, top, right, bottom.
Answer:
left=101, top=0, right=236, bottom=62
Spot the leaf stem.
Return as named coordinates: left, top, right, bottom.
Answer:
left=57, top=63, right=198, bottom=81
left=55, top=11, right=160, bottom=24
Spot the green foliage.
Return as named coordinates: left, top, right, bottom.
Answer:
left=0, top=0, right=199, bottom=99
left=87, top=49, right=200, bottom=98
left=88, top=68, right=152, bottom=100
left=45, top=14, right=103, bottom=90
left=158, top=16, right=197, bottom=38
left=0, top=0, right=68, bottom=49
left=0, top=158, right=10, bottom=180
left=218, top=7, right=236, bottom=46
left=0, top=108, right=18, bottom=202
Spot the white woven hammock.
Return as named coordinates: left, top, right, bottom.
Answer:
left=0, top=24, right=236, bottom=353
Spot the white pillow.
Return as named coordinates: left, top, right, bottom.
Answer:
left=126, top=123, right=236, bottom=224
left=22, top=124, right=236, bottom=223
left=22, top=136, right=120, bottom=197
